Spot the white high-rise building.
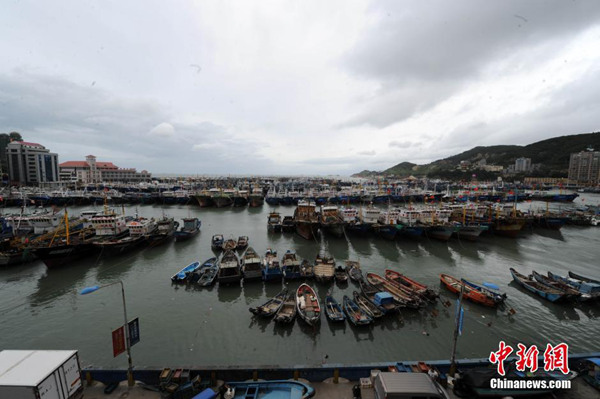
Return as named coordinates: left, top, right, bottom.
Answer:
left=6, top=141, right=59, bottom=185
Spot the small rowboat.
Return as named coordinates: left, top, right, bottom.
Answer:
left=440, top=274, right=497, bottom=307
left=346, top=260, right=362, bottom=282
left=359, top=279, right=398, bottom=313
left=548, top=271, right=600, bottom=299
left=367, top=273, right=423, bottom=308
left=211, top=234, right=224, bottom=251
left=353, top=291, right=384, bottom=319
left=196, top=257, right=219, bottom=287
left=314, top=252, right=335, bottom=283
left=250, top=288, right=288, bottom=317
left=343, top=295, right=373, bottom=326
left=324, top=295, right=345, bottom=322
left=461, top=278, right=507, bottom=304
left=568, top=271, right=600, bottom=285
left=274, top=294, right=297, bottom=324
left=236, top=235, right=249, bottom=250
left=222, top=238, right=237, bottom=251
left=510, top=268, right=565, bottom=303
left=531, top=271, right=585, bottom=301
left=385, top=269, right=439, bottom=301
left=171, top=261, right=201, bottom=283
left=296, top=283, right=320, bottom=326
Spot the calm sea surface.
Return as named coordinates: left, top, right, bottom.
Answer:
left=1, top=194, right=599, bottom=369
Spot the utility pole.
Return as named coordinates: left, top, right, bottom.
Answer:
left=449, top=283, right=464, bottom=377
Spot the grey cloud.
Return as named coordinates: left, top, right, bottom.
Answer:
left=342, top=0, right=600, bottom=128
left=357, top=150, right=376, bottom=156
left=389, top=140, right=420, bottom=149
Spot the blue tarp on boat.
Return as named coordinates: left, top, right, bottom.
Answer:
left=192, top=388, right=217, bottom=399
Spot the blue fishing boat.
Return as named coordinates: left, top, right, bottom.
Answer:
left=461, top=278, right=507, bottom=304
left=196, top=257, right=219, bottom=287
left=568, top=271, right=600, bottom=284
left=343, top=295, right=373, bottom=326
left=220, top=379, right=315, bottom=399
left=171, top=261, right=201, bottom=283
left=510, top=268, right=565, bottom=303
left=262, top=248, right=283, bottom=281
left=324, top=295, right=345, bottom=322
left=211, top=234, right=224, bottom=251
left=174, top=218, right=201, bottom=242
left=281, top=250, right=302, bottom=280
left=547, top=271, right=600, bottom=299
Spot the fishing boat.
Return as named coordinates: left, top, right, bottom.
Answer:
left=267, top=212, right=282, bottom=232
left=461, top=278, right=507, bottom=304
left=334, top=265, right=348, bottom=283
left=222, top=380, right=315, bottom=399
left=146, top=216, right=178, bottom=247
left=281, top=216, right=295, bottom=233
left=174, top=218, right=201, bottom=242
left=319, top=205, right=344, bottom=238
left=274, top=294, right=297, bottom=324
left=293, top=200, right=319, bottom=240
left=249, top=288, right=288, bottom=317
left=193, top=190, right=214, bottom=207
left=262, top=248, right=283, bottom=281
left=240, top=247, right=262, bottom=281
left=548, top=271, right=600, bottom=299
left=281, top=250, right=302, bottom=280
left=196, top=257, right=219, bottom=287
left=367, top=273, right=423, bottom=308
left=222, top=238, right=237, bottom=251
left=248, top=187, right=264, bottom=207
left=509, top=268, right=565, bottom=303
left=353, top=291, right=384, bottom=319
left=171, top=261, right=201, bottom=283
left=300, top=259, right=314, bottom=279
left=324, top=294, right=345, bottom=322
left=212, top=189, right=234, bottom=208
left=440, top=274, right=498, bottom=307
left=385, top=269, right=438, bottom=301
left=531, top=271, right=586, bottom=301
left=359, top=280, right=398, bottom=313
left=343, top=295, right=373, bottom=326
left=236, top=236, right=249, bottom=250
left=568, top=271, right=600, bottom=285
left=314, top=252, right=335, bottom=283
left=211, top=234, right=224, bottom=251
left=296, top=283, right=320, bottom=326
left=345, top=260, right=362, bottom=282
left=232, top=190, right=249, bottom=207
left=217, top=250, right=242, bottom=284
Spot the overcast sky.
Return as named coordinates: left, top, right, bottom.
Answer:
left=2, top=1, right=600, bottom=176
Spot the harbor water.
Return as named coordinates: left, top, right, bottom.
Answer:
left=1, top=195, right=599, bottom=370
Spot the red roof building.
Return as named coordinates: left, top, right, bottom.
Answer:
left=59, top=155, right=151, bottom=183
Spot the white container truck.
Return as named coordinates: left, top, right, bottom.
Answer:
left=0, top=350, right=83, bottom=399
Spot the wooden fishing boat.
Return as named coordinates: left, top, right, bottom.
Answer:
left=296, top=283, right=320, bottom=326
left=281, top=250, right=302, bottom=280
left=345, top=260, right=362, bottom=282
left=293, top=200, right=319, bottom=240
left=324, top=295, right=345, bottom=322
left=366, top=273, right=423, bottom=308
left=211, top=234, right=224, bottom=251
left=314, top=252, right=335, bottom=283
left=262, top=248, right=282, bottom=281
left=174, top=218, right=201, bottom=242
left=274, top=294, right=297, bottom=324
left=548, top=271, right=600, bottom=299
left=334, top=265, right=348, bottom=283
left=531, top=271, right=585, bottom=301
left=343, top=295, right=373, bottom=326
left=222, top=238, right=237, bottom=251
left=170, top=261, right=201, bottom=283
left=300, top=259, right=314, bottom=279
left=385, top=269, right=438, bottom=301
left=353, top=291, right=384, bottom=319
left=461, top=278, right=507, bottom=304
left=217, top=250, right=242, bottom=284
left=281, top=216, right=295, bottom=233
left=240, top=247, right=262, bottom=281
left=267, top=212, right=282, bottom=232
left=568, top=271, right=600, bottom=285
left=146, top=217, right=178, bottom=247
left=196, top=257, right=219, bottom=287
left=236, top=236, right=248, bottom=250
left=249, top=288, right=288, bottom=317
left=359, top=280, right=398, bottom=313
left=440, top=274, right=497, bottom=307
left=509, top=268, right=565, bottom=303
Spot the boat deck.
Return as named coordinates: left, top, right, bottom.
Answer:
left=81, top=376, right=600, bottom=399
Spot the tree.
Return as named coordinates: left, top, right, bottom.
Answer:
left=9, top=132, right=22, bottom=142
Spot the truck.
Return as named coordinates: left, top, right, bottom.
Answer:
left=0, top=350, right=83, bottom=399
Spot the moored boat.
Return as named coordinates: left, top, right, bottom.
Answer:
left=346, top=260, right=362, bottom=282
left=171, top=261, right=201, bottom=283
left=334, top=265, right=348, bottom=283
left=249, top=288, right=288, bottom=317
left=222, top=238, right=237, bottom=251
left=274, top=294, right=297, bottom=324
left=531, top=271, right=586, bottom=301
left=240, top=247, right=262, bottom=281
left=296, top=283, right=320, bottom=326
left=196, top=257, right=219, bottom=287
left=281, top=250, right=302, bottom=280
left=548, top=271, right=600, bottom=299
left=281, top=216, right=295, bottom=233
left=314, top=252, right=335, bottom=283
left=211, top=234, right=224, bottom=251
left=568, top=271, right=600, bottom=285
left=267, top=212, right=282, bottom=232
left=262, top=248, right=282, bottom=281
left=343, top=295, right=373, bottom=326
left=461, top=278, right=507, bottom=304
left=300, top=259, right=314, bottom=279
left=510, top=268, right=565, bottom=303
left=359, top=279, right=398, bottom=314
left=367, top=273, right=423, bottom=308
left=324, top=294, right=345, bottom=322
left=223, top=380, right=315, bottom=399
left=353, top=291, right=384, bottom=319
left=319, top=205, right=344, bottom=238
left=146, top=216, right=177, bottom=247
left=236, top=236, right=248, bottom=250
left=217, top=250, right=242, bottom=284
left=174, top=218, right=201, bottom=242
left=293, top=200, right=319, bottom=240
left=440, top=274, right=498, bottom=307
left=385, top=269, right=438, bottom=301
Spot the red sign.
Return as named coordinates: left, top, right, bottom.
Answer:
left=489, top=341, right=570, bottom=376
left=112, top=326, right=126, bottom=357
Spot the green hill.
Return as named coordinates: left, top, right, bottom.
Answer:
left=353, top=131, right=600, bottom=178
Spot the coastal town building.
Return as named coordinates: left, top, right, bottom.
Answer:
left=568, top=148, right=600, bottom=184
left=5, top=141, right=59, bottom=185
left=514, top=157, right=532, bottom=173
left=59, top=155, right=152, bottom=183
